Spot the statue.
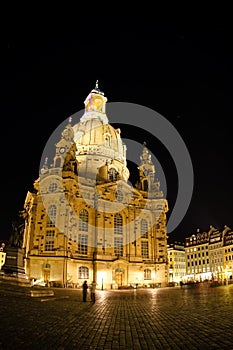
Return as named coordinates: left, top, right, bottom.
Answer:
left=9, top=209, right=27, bottom=248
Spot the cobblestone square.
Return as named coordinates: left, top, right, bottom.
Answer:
left=1, top=283, right=233, bottom=349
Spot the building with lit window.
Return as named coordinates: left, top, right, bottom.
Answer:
left=0, top=243, right=6, bottom=270
left=222, top=226, right=233, bottom=281
left=185, top=228, right=211, bottom=282
left=185, top=225, right=233, bottom=283
left=167, top=242, right=186, bottom=284
left=21, top=83, right=169, bottom=289
left=208, top=226, right=224, bottom=281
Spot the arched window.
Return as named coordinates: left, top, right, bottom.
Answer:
left=141, top=219, right=148, bottom=238
left=114, top=214, right=123, bottom=234
left=109, top=168, right=118, bottom=182
left=78, top=266, right=89, bottom=279
left=144, top=269, right=151, bottom=280
left=47, top=205, right=56, bottom=227
left=79, top=209, right=88, bottom=232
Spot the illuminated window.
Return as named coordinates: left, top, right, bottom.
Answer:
left=78, top=266, right=89, bottom=279
left=141, top=241, right=149, bottom=258
left=45, top=230, right=55, bottom=251
left=47, top=205, right=56, bottom=227
left=141, top=219, right=148, bottom=238
left=114, top=214, right=123, bottom=234
left=114, top=237, right=123, bottom=256
left=77, top=234, right=88, bottom=255
left=79, top=209, right=88, bottom=232
left=144, top=268, right=151, bottom=279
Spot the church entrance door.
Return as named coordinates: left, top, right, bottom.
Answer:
left=115, top=271, right=123, bottom=287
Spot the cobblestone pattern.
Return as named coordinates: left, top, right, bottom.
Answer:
left=0, top=283, right=233, bottom=349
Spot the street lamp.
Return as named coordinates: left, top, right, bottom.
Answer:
left=99, top=271, right=104, bottom=290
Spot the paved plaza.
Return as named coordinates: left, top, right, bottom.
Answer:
left=0, top=282, right=233, bottom=350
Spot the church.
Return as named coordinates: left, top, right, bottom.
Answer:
left=22, top=82, right=169, bottom=289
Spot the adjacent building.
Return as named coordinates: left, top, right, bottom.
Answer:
left=184, top=225, right=233, bottom=282
left=167, top=242, right=186, bottom=284
left=0, top=243, right=6, bottom=270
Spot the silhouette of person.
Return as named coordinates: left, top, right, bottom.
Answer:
left=82, top=280, right=88, bottom=302
left=89, top=281, right=97, bottom=303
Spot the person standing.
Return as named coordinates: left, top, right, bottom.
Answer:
left=82, top=280, right=88, bottom=302
left=90, top=280, right=97, bottom=303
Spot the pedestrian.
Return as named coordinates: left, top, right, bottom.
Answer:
left=89, top=280, right=97, bottom=303
left=82, top=280, right=88, bottom=302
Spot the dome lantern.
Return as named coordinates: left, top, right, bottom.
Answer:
left=84, top=80, right=107, bottom=114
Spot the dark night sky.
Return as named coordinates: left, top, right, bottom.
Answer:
left=1, top=13, right=233, bottom=242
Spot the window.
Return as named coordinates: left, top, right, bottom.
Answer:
left=144, top=269, right=151, bottom=280
left=141, top=219, right=148, bottom=238
left=109, top=168, right=118, bottom=182
left=114, top=214, right=123, bottom=234
left=142, top=179, right=148, bottom=191
left=114, top=237, right=123, bottom=256
left=49, top=183, right=57, bottom=192
left=104, top=134, right=111, bottom=147
left=55, top=158, right=61, bottom=168
left=47, top=205, right=56, bottom=227
left=78, top=266, right=89, bottom=279
left=45, top=230, right=55, bottom=251
left=141, top=241, right=149, bottom=258
left=77, top=234, right=88, bottom=255
left=116, top=190, right=123, bottom=202
left=79, top=209, right=88, bottom=232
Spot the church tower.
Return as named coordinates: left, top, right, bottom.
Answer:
left=136, top=142, right=163, bottom=198
left=22, top=83, right=169, bottom=289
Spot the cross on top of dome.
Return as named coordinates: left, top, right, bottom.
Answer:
left=91, top=80, right=105, bottom=96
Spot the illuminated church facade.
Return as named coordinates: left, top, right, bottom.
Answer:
left=22, top=83, right=169, bottom=289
